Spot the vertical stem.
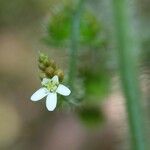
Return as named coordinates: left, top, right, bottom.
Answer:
left=112, top=0, right=147, bottom=150
left=68, top=0, right=85, bottom=89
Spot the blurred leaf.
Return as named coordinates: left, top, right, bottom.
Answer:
left=45, top=6, right=102, bottom=47
left=87, top=74, right=108, bottom=96
left=78, top=106, right=105, bottom=128
left=81, top=70, right=109, bottom=102
left=80, top=11, right=101, bottom=45
left=47, top=9, right=72, bottom=44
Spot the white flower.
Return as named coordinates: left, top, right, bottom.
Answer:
left=31, top=75, right=71, bottom=111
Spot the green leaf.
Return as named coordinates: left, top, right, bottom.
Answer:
left=78, top=106, right=105, bottom=128
left=47, top=10, right=71, bottom=43
left=45, top=6, right=102, bottom=47
left=83, top=71, right=110, bottom=100
left=80, top=12, right=101, bottom=44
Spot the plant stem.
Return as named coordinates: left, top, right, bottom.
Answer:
left=112, top=0, right=147, bottom=150
left=68, top=0, right=85, bottom=89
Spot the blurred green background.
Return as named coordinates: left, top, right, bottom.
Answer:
left=0, top=0, right=149, bottom=150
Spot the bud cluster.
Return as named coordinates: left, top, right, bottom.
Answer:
left=38, top=53, right=64, bottom=82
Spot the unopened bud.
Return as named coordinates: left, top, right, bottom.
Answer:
left=39, top=53, right=48, bottom=63
left=38, top=63, right=47, bottom=71
left=50, top=59, right=56, bottom=69
left=39, top=72, right=47, bottom=80
left=43, top=59, right=50, bottom=67
left=54, top=69, right=64, bottom=82
left=45, top=66, right=55, bottom=77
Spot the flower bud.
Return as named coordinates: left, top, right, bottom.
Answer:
left=54, top=69, right=64, bottom=82
left=38, top=63, right=47, bottom=71
left=39, top=72, right=47, bottom=80
left=43, top=59, right=50, bottom=67
left=38, top=53, right=50, bottom=67
left=45, top=66, right=55, bottom=77
left=50, top=59, right=56, bottom=69
left=39, top=53, right=48, bottom=63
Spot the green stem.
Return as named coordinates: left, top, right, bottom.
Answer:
left=112, top=0, right=147, bottom=150
left=68, top=0, right=85, bottom=89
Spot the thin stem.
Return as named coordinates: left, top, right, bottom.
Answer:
left=112, top=0, right=147, bottom=150
left=68, top=0, right=85, bottom=89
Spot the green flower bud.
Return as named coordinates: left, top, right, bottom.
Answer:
left=39, top=53, right=48, bottom=63
left=39, top=72, right=47, bottom=80
left=38, top=53, right=66, bottom=82
left=43, top=59, right=51, bottom=67
left=38, top=63, right=47, bottom=71
left=50, top=59, right=56, bottom=69
left=45, top=66, right=55, bottom=78
left=38, top=53, right=50, bottom=67
left=54, top=69, right=64, bottom=82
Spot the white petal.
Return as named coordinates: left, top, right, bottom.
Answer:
left=46, top=93, right=57, bottom=111
left=31, top=88, right=49, bottom=101
left=52, top=75, right=59, bottom=84
left=56, top=84, right=71, bottom=96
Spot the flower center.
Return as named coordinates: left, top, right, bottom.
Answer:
left=42, top=78, right=59, bottom=92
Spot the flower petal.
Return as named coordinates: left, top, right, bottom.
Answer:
left=56, top=84, right=71, bottom=96
left=46, top=93, right=57, bottom=111
left=52, top=75, right=59, bottom=84
left=31, top=88, right=49, bottom=101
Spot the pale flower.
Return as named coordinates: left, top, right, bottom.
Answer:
left=31, top=75, right=71, bottom=111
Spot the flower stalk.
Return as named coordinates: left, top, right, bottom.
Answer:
left=68, top=0, right=85, bottom=89
left=112, top=0, right=147, bottom=150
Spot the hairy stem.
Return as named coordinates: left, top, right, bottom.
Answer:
left=112, top=0, right=147, bottom=150
left=68, top=0, right=85, bottom=89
